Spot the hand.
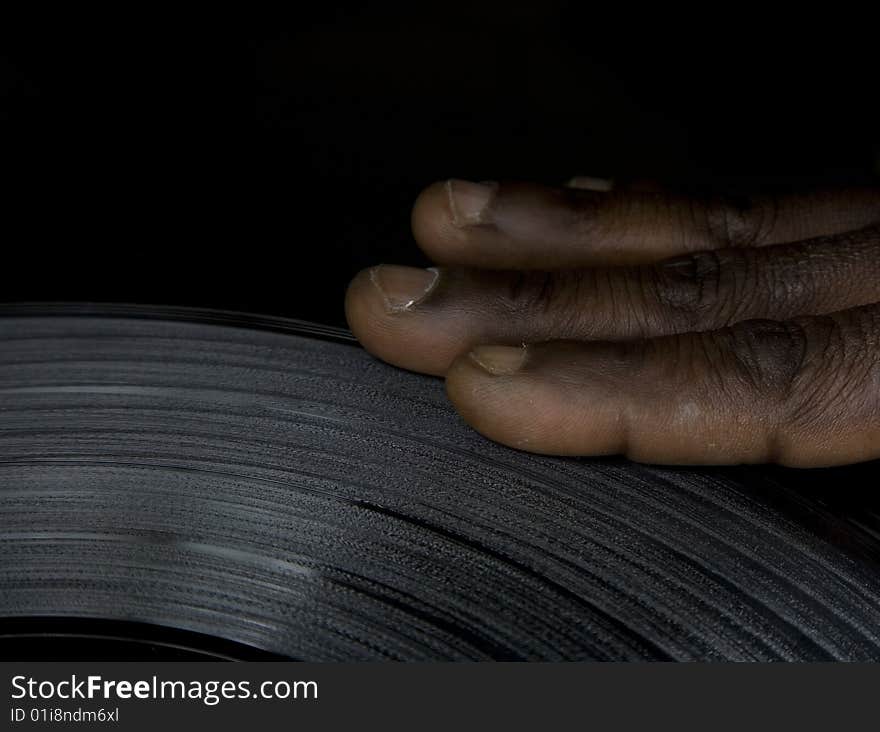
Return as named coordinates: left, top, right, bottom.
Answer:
left=345, top=179, right=880, bottom=467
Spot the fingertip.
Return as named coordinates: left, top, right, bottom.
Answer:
left=344, top=265, right=465, bottom=376
left=344, top=266, right=387, bottom=348
left=344, top=265, right=427, bottom=370
left=411, top=180, right=465, bottom=264
left=445, top=348, right=526, bottom=445
left=445, top=346, right=579, bottom=455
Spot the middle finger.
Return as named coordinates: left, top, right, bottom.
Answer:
left=345, top=225, right=880, bottom=376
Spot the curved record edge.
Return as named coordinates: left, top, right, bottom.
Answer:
left=0, top=302, right=357, bottom=344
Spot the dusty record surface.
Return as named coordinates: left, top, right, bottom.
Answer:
left=1, top=305, right=879, bottom=660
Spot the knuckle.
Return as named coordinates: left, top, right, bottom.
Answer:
left=651, top=250, right=749, bottom=330
left=503, top=269, right=645, bottom=339
left=786, top=307, right=880, bottom=430
left=721, top=318, right=810, bottom=401
left=503, top=270, right=584, bottom=320
left=704, top=194, right=777, bottom=248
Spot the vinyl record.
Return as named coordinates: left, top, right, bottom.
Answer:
left=1, top=304, right=879, bottom=660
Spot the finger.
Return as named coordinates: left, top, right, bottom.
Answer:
left=412, top=180, right=880, bottom=268
left=345, top=226, right=880, bottom=376
left=445, top=303, right=880, bottom=467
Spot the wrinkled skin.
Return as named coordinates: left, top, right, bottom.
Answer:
left=346, top=178, right=880, bottom=467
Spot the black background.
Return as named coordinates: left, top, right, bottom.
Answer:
left=2, top=5, right=877, bottom=327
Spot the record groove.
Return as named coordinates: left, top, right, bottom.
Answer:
left=1, top=306, right=879, bottom=660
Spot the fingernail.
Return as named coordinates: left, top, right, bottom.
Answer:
left=447, top=179, right=497, bottom=227
left=369, top=265, right=439, bottom=312
left=469, top=345, right=527, bottom=375
left=565, top=176, right=614, bottom=191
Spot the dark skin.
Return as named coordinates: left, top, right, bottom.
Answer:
left=345, top=179, right=880, bottom=467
